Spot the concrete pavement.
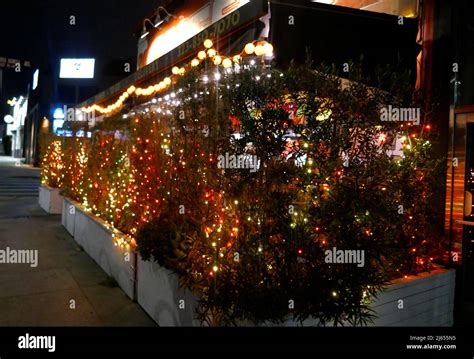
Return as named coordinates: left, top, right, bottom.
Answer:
left=0, top=156, right=156, bottom=326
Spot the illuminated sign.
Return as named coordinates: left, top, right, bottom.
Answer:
left=141, top=0, right=250, bottom=68
left=53, top=107, right=65, bottom=119
left=33, top=69, right=39, bottom=90
left=78, top=0, right=267, bottom=108
left=59, top=58, right=95, bottom=79
left=53, top=119, right=65, bottom=133
left=4, top=115, right=14, bottom=124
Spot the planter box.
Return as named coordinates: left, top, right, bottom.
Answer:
left=137, top=256, right=199, bottom=327
left=39, top=185, right=63, bottom=214
left=62, top=197, right=76, bottom=236
left=135, top=264, right=455, bottom=327
left=277, top=267, right=455, bottom=327
left=370, top=267, right=455, bottom=326
left=61, top=197, right=455, bottom=327
left=64, top=199, right=135, bottom=299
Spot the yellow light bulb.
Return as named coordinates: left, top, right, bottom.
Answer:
left=233, top=55, right=241, bottom=64
left=172, top=66, right=180, bottom=75
left=191, top=58, right=200, bottom=67
left=179, top=67, right=185, bottom=75
left=255, top=45, right=265, bottom=56
left=207, top=49, right=216, bottom=58
left=244, top=43, right=255, bottom=55
left=213, top=55, right=222, bottom=65
left=198, top=51, right=207, bottom=60
left=263, top=42, right=274, bottom=55
left=204, top=39, right=213, bottom=49
left=164, top=77, right=172, bottom=85
left=222, top=58, right=233, bottom=68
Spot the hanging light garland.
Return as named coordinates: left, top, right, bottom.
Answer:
left=81, top=39, right=274, bottom=115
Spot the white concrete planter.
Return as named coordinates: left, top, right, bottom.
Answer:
left=39, top=185, right=63, bottom=214
left=61, top=197, right=455, bottom=327
left=62, top=197, right=76, bottom=236
left=370, top=267, right=455, bottom=326
left=137, top=256, right=199, bottom=327
left=277, top=267, right=455, bottom=327
left=63, top=199, right=135, bottom=299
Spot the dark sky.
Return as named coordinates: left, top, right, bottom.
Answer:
left=0, top=0, right=160, bottom=118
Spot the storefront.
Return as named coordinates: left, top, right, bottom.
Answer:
left=77, top=0, right=420, bottom=114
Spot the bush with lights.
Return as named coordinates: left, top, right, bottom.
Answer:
left=41, top=40, right=444, bottom=326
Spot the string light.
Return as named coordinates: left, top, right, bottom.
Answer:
left=244, top=43, right=255, bottom=55
left=81, top=39, right=274, bottom=116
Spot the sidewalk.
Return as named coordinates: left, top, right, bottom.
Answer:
left=0, top=158, right=156, bottom=326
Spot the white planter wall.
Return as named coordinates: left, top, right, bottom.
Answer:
left=370, top=268, right=455, bottom=326
left=39, top=185, right=63, bottom=214
left=62, top=197, right=76, bottom=236
left=61, top=197, right=455, bottom=327
left=137, top=257, right=199, bottom=327
left=63, top=198, right=135, bottom=299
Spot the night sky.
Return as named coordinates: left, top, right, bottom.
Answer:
left=0, top=0, right=163, bottom=119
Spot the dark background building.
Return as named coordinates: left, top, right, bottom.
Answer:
left=0, top=0, right=160, bottom=163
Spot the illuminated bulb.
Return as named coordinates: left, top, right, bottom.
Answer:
left=263, top=42, right=274, bottom=55
left=204, top=39, right=213, bottom=49
left=213, top=55, right=222, bottom=65
left=179, top=67, right=185, bottom=75
left=198, top=51, right=207, bottom=60
left=172, top=66, right=180, bottom=75
left=213, top=265, right=218, bottom=272
left=233, top=55, right=241, bottom=64
left=255, top=45, right=265, bottom=56
left=164, top=77, right=172, bottom=85
left=222, top=58, right=233, bottom=68
left=127, top=86, right=136, bottom=94
left=136, top=88, right=143, bottom=95
left=191, top=58, right=200, bottom=67
left=244, top=43, right=255, bottom=55
left=207, top=48, right=216, bottom=58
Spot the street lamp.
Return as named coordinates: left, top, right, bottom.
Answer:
left=154, top=6, right=177, bottom=27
